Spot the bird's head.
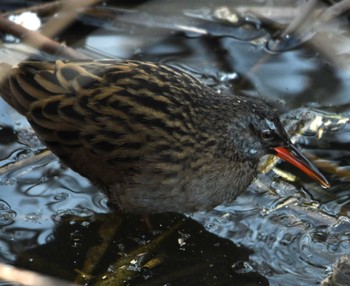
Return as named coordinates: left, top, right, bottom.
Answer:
left=225, top=97, right=330, bottom=188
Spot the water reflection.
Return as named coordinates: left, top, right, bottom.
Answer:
left=0, top=137, right=108, bottom=265
left=192, top=175, right=350, bottom=285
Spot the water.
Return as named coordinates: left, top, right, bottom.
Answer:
left=0, top=1, right=350, bottom=285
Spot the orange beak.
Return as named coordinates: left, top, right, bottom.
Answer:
left=274, top=145, right=330, bottom=188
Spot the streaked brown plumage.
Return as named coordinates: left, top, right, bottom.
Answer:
left=0, top=60, right=329, bottom=213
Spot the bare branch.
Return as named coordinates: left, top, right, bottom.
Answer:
left=0, top=263, right=78, bottom=286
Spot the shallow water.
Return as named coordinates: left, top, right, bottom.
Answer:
left=0, top=1, right=350, bottom=285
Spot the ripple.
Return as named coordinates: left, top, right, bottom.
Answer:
left=53, top=192, right=69, bottom=202
left=51, top=208, right=96, bottom=223
left=0, top=210, right=16, bottom=226
left=0, top=200, right=16, bottom=226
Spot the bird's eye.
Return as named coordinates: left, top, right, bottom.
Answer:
left=261, top=130, right=274, bottom=141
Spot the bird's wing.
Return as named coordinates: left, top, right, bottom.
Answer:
left=0, top=60, right=194, bottom=178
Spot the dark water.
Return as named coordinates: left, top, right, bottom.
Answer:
left=0, top=1, right=350, bottom=285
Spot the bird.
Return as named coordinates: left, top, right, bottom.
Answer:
left=0, top=59, right=330, bottom=213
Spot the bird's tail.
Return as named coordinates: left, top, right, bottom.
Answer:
left=0, top=61, right=68, bottom=116
left=0, top=63, right=27, bottom=115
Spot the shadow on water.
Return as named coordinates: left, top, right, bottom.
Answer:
left=14, top=212, right=268, bottom=285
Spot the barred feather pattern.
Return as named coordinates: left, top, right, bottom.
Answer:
left=0, top=60, right=267, bottom=213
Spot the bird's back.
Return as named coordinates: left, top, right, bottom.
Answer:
left=0, top=60, right=199, bottom=169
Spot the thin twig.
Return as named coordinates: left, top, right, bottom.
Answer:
left=74, top=213, right=123, bottom=284
left=321, top=0, right=350, bottom=21
left=281, top=0, right=319, bottom=36
left=0, top=149, right=53, bottom=176
left=1, top=1, right=64, bottom=18
left=0, top=263, right=78, bottom=286
left=39, top=0, right=102, bottom=42
left=0, top=0, right=103, bottom=60
left=0, top=15, right=84, bottom=59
